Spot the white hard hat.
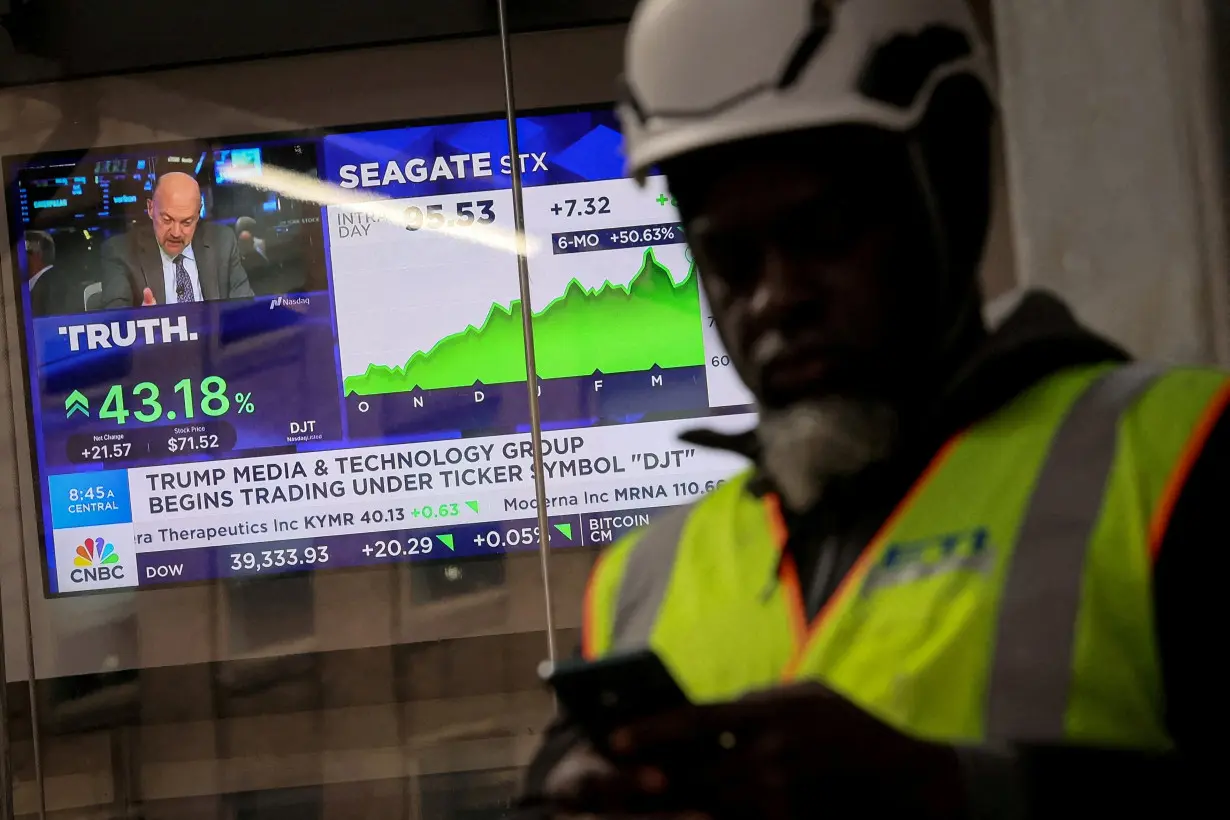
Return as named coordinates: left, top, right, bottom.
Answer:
left=619, top=0, right=996, bottom=180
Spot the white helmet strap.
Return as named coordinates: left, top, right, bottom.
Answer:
left=906, top=128, right=987, bottom=369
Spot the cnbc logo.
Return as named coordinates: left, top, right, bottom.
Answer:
left=70, top=536, right=125, bottom=583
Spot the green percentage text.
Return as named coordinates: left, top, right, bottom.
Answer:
left=96, top=377, right=254, bottom=425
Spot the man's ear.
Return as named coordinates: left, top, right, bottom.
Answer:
left=146, top=199, right=154, bottom=220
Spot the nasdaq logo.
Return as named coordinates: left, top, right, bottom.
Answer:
left=862, top=527, right=995, bottom=595
left=269, top=295, right=312, bottom=310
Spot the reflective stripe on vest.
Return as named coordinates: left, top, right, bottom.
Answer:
left=985, top=363, right=1161, bottom=741
left=612, top=504, right=692, bottom=653
left=607, top=365, right=1162, bottom=733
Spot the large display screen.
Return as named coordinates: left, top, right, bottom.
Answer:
left=4, top=108, right=756, bottom=596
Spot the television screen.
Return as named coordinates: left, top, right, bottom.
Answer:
left=3, top=107, right=754, bottom=596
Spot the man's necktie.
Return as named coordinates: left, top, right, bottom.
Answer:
left=173, top=254, right=196, bottom=303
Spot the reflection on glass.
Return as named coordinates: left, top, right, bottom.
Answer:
left=0, top=22, right=744, bottom=816
left=515, top=109, right=756, bottom=564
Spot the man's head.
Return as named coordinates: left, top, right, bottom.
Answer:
left=147, top=171, right=202, bottom=256
left=24, top=230, right=55, bottom=275
left=620, top=0, right=996, bottom=503
left=666, top=81, right=993, bottom=412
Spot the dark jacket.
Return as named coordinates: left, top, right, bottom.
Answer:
left=519, top=290, right=1224, bottom=817
left=99, top=221, right=254, bottom=308
left=29, top=264, right=76, bottom=317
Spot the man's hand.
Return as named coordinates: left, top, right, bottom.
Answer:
left=141, top=287, right=157, bottom=306
left=537, top=737, right=708, bottom=819
left=546, top=682, right=965, bottom=820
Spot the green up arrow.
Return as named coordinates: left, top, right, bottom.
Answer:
left=552, top=523, right=573, bottom=541
left=437, top=533, right=455, bottom=551
left=464, top=500, right=480, bottom=514
left=65, top=390, right=89, bottom=417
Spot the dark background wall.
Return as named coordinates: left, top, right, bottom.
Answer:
left=0, top=0, right=638, bottom=87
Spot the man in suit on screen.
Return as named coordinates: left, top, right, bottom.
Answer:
left=25, top=230, right=70, bottom=317
left=99, top=171, right=254, bottom=307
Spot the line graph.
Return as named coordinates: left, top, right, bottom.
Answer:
left=344, top=248, right=703, bottom=395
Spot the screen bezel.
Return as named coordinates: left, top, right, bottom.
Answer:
left=4, top=101, right=623, bottom=601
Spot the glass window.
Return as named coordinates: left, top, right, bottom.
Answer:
left=0, top=12, right=632, bottom=816
left=509, top=27, right=758, bottom=656
left=0, top=2, right=1028, bottom=816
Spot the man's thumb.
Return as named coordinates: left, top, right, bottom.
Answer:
left=142, top=287, right=156, bottom=306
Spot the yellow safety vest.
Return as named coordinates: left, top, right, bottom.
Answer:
left=583, top=364, right=1230, bottom=747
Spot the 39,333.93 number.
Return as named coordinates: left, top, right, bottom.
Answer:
left=229, top=546, right=330, bottom=573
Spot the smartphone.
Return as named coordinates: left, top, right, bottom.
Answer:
left=540, top=649, right=690, bottom=746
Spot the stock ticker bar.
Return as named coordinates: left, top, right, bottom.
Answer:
left=46, top=412, right=746, bottom=593
left=135, top=507, right=668, bottom=586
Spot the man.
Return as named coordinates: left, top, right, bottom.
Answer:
left=100, top=171, right=254, bottom=307
left=25, top=229, right=67, bottom=316
left=234, top=216, right=266, bottom=261
left=521, top=0, right=1225, bottom=817
left=233, top=215, right=275, bottom=288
